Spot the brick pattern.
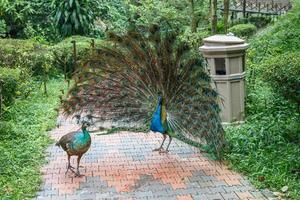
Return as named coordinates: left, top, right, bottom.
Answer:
left=35, top=117, right=276, bottom=200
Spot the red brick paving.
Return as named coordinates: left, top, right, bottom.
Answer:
left=35, top=118, right=273, bottom=200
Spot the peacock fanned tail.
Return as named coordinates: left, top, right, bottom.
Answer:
left=61, top=25, right=225, bottom=158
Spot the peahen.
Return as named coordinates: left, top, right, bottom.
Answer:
left=62, top=25, right=225, bottom=158
left=56, top=121, right=91, bottom=176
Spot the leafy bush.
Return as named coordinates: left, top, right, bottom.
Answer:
left=0, top=39, right=49, bottom=68
left=228, top=23, right=257, bottom=38
left=0, top=68, right=21, bottom=106
left=50, top=36, right=102, bottom=79
left=0, top=67, right=34, bottom=111
left=0, top=20, right=6, bottom=37
left=262, top=52, right=300, bottom=108
left=225, top=83, right=300, bottom=199
left=248, top=16, right=271, bottom=28
left=247, top=3, right=300, bottom=65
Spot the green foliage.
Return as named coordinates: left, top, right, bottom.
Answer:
left=248, top=16, right=271, bottom=28
left=52, top=0, right=99, bottom=37
left=127, top=0, right=185, bottom=28
left=126, top=0, right=209, bottom=32
left=95, top=0, right=129, bottom=34
left=262, top=52, right=300, bottom=107
left=228, top=23, right=257, bottom=38
left=225, top=2, right=300, bottom=199
left=179, top=28, right=210, bottom=50
left=0, top=0, right=55, bottom=39
left=0, top=68, right=21, bottom=106
left=0, top=79, right=66, bottom=199
left=247, top=3, right=300, bottom=65
left=0, top=19, right=6, bottom=37
left=225, top=82, right=300, bottom=199
left=50, top=36, right=102, bottom=79
left=0, top=67, right=33, bottom=108
left=0, top=0, right=34, bottom=37
left=0, top=39, right=49, bottom=69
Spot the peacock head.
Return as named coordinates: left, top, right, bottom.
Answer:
left=157, top=95, right=165, bottom=105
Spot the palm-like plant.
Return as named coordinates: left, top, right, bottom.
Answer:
left=52, top=0, right=97, bottom=37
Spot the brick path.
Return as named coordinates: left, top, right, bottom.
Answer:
left=35, top=118, right=275, bottom=200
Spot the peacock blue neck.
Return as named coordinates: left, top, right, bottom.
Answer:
left=150, top=96, right=167, bottom=133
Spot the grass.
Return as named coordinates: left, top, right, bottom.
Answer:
left=0, top=78, right=66, bottom=199
left=224, top=77, right=300, bottom=199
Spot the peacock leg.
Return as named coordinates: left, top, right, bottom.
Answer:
left=153, top=134, right=167, bottom=152
left=75, top=154, right=83, bottom=177
left=65, top=154, right=75, bottom=174
left=160, top=135, right=172, bottom=153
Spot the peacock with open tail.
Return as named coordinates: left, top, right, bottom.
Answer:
left=61, top=25, right=225, bottom=158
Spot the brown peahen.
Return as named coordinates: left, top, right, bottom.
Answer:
left=62, top=25, right=225, bottom=158
left=56, top=121, right=91, bottom=176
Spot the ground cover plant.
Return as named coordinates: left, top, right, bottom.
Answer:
left=0, top=79, right=66, bottom=199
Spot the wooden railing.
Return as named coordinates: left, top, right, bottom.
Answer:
left=220, top=0, right=292, bottom=16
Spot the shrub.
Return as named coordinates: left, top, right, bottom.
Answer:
left=0, top=39, right=50, bottom=68
left=0, top=67, right=33, bottom=107
left=262, top=52, right=300, bottom=109
left=0, top=19, right=6, bottom=37
left=0, top=39, right=57, bottom=79
left=228, top=23, right=257, bottom=38
left=0, top=68, right=21, bottom=106
left=248, top=16, right=271, bottom=28
left=50, top=36, right=102, bottom=79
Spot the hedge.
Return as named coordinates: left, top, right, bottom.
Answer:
left=228, top=23, right=257, bottom=38
left=262, top=52, right=300, bottom=108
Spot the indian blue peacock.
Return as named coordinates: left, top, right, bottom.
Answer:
left=56, top=121, right=91, bottom=176
left=62, top=25, right=225, bottom=158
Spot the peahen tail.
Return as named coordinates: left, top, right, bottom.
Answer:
left=61, top=24, right=225, bottom=158
left=55, top=141, right=61, bottom=148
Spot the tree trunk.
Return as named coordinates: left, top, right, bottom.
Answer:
left=243, top=0, right=246, bottom=18
left=211, top=0, right=218, bottom=34
left=0, top=80, right=2, bottom=119
left=43, top=72, right=48, bottom=95
left=224, top=0, right=229, bottom=33
left=190, top=0, right=197, bottom=33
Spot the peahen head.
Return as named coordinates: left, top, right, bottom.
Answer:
left=81, top=121, right=91, bottom=130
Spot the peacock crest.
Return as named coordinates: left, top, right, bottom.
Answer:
left=62, top=25, right=225, bottom=158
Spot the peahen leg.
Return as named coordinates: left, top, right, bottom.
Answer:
left=75, top=155, right=83, bottom=177
left=160, top=135, right=172, bottom=153
left=153, top=134, right=167, bottom=151
left=65, top=154, right=75, bottom=174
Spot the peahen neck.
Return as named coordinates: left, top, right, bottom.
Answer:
left=82, top=128, right=89, bottom=135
